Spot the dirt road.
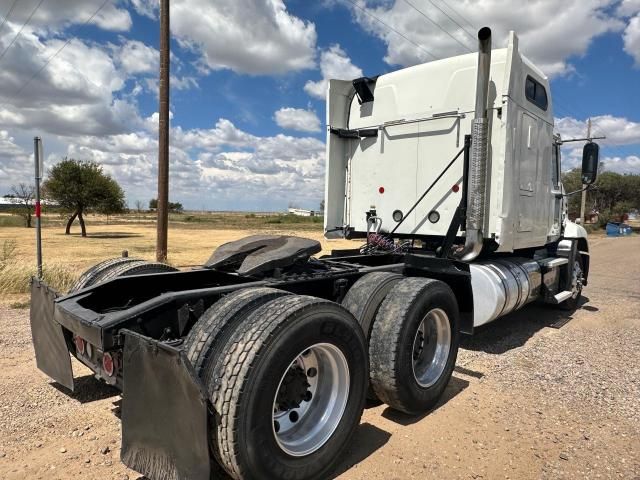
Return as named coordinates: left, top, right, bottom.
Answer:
left=1, top=235, right=639, bottom=479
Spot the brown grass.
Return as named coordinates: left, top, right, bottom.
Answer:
left=0, top=212, right=359, bottom=304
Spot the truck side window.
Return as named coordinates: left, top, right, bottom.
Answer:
left=552, top=144, right=560, bottom=189
left=525, top=76, right=548, bottom=111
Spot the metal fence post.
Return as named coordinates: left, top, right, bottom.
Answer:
left=34, top=137, right=43, bottom=279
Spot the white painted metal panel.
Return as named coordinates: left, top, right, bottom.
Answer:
left=325, top=31, right=558, bottom=253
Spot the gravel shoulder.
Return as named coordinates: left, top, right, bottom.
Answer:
left=1, top=236, right=639, bottom=480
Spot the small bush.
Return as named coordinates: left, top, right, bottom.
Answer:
left=10, top=300, right=30, bottom=309
left=266, top=214, right=323, bottom=225
left=0, top=215, right=24, bottom=227
left=0, top=239, right=17, bottom=268
left=0, top=246, right=77, bottom=294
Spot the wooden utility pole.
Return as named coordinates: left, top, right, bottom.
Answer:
left=579, top=118, right=591, bottom=224
left=156, top=0, right=170, bottom=262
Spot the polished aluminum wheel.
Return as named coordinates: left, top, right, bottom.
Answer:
left=411, top=308, right=451, bottom=388
left=570, top=260, right=583, bottom=299
left=272, top=343, right=349, bottom=457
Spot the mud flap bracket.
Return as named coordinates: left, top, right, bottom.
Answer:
left=120, top=330, right=210, bottom=480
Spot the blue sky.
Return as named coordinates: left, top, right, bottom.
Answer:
left=0, top=0, right=638, bottom=211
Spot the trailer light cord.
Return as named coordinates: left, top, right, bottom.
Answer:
left=390, top=145, right=466, bottom=235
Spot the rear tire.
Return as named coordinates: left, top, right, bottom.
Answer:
left=70, top=258, right=177, bottom=293
left=183, top=287, right=291, bottom=378
left=70, top=257, right=142, bottom=292
left=204, top=295, right=367, bottom=480
left=341, top=272, right=402, bottom=401
left=369, top=277, right=460, bottom=415
left=95, top=260, right=177, bottom=283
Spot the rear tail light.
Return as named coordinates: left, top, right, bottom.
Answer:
left=102, top=352, right=115, bottom=377
left=74, top=335, right=86, bottom=355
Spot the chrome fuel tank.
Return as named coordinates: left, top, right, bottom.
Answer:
left=470, top=258, right=542, bottom=326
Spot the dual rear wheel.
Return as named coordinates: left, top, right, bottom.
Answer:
left=184, top=274, right=460, bottom=479
left=184, top=292, right=367, bottom=480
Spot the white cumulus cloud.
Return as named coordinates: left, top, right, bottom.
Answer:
left=555, top=115, right=640, bottom=146
left=274, top=107, right=322, bottom=132
left=304, top=45, right=363, bottom=99
left=346, top=0, right=623, bottom=77
left=623, top=15, right=640, bottom=65
left=116, top=40, right=159, bottom=75
left=7, top=0, right=132, bottom=32
left=170, top=0, right=317, bottom=75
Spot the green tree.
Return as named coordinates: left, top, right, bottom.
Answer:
left=562, top=168, right=640, bottom=225
left=42, top=158, right=126, bottom=237
left=149, top=198, right=183, bottom=213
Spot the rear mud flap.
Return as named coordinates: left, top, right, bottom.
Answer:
left=30, top=278, right=74, bottom=390
left=120, top=330, right=210, bottom=480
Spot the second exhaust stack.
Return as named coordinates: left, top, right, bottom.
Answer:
left=459, top=26, right=492, bottom=261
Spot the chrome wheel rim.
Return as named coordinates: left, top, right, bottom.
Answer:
left=412, top=308, right=451, bottom=388
left=272, top=343, right=350, bottom=457
left=570, top=260, right=583, bottom=299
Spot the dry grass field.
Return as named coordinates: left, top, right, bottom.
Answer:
left=0, top=211, right=358, bottom=306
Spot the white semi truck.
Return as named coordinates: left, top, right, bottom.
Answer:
left=30, top=27, right=598, bottom=480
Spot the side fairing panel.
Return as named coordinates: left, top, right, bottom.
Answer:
left=324, top=80, right=353, bottom=238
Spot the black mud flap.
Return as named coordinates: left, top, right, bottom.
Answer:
left=120, top=330, right=210, bottom=480
left=30, top=278, right=74, bottom=391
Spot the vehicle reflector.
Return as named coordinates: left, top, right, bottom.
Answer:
left=378, top=186, right=385, bottom=194
left=103, top=352, right=115, bottom=377
left=452, top=184, right=460, bottom=193
left=74, top=335, right=86, bottom=355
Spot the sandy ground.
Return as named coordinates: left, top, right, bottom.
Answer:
left=0, top=234, right=639, bottom=479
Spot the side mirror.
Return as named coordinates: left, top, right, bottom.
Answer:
left=581, top=142, right=599, bottom=185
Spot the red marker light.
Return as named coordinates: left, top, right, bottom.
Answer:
left=74, top=335, right=86, bottom=355
left=378, top=186, right=385, bottom=194
left=452, top=184, right=460, bottom=193
left=102, top=352, right=115, bottom=377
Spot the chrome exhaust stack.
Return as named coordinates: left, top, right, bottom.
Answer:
left=458, top=27, right=491, bottom=261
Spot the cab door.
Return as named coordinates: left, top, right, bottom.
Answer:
left=548, top=142, right=562, bottom=239
left=517, top=112, right=538, bottom=234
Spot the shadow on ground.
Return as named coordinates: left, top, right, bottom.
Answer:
left=329, top=422, right=392, bottom=478
left=130, top=422, right=391, bottom=480
left=51, top=374, right=119, bottom=403
left=380, top=374, right=469, bottom=426
left=62, top=232, right=143, bottom=239
left=461, top=296, right=594, bottom=355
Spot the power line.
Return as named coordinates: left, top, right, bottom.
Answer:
left=0, top=0, right=20, bottom=34
left=400, top=0, right=474, bottom=53
left=422, top=0, right=477, bottom=43
left=342, top=0, right=438, bottom=60
left=0, top=0, right=45, bottom=63
left=16, top=0, right=111, bottom=96
left=422, top=0, right=613, bottom=145
left=439, top=0, right=477, bottom=34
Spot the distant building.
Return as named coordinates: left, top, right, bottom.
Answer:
left=0, top=196, right=17, bottom=212
left=0, top=196, right=58, bottom=212
left=288, top=208, right=316, bottom=217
